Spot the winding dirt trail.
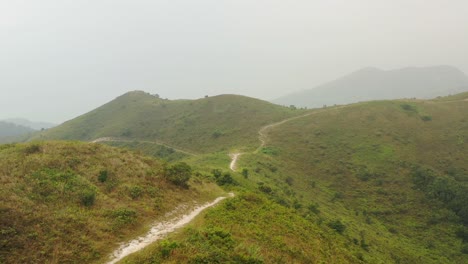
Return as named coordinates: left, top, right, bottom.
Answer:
left=107, top=193, right=234, bottom=264
left=255, top=112, right=320, bottom=153
left=228, top=106, right=348, bottom=171
left=91, top=137, right=198, bottom=156
left=229, top=153, right=242, bottom=171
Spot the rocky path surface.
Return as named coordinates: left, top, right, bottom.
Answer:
left=107, top=193, right=234, bottom=264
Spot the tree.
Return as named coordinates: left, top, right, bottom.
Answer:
left=217, top=172, right=235, bottom=186
left=165, top=162, right=192, bottom=187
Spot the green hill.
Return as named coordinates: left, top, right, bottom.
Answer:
left=6, top=92, right=468, bottom=263
left=35, top=91, right=301, bottom=153
left=0, top=141, right=222, bottom=264
left=122, top=94, right=468, bottom=263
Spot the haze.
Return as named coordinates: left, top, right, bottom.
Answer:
left=1, top=0, right=467, bottom=123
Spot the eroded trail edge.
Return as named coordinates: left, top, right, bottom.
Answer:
left=107, top=193, right=234, bottom=264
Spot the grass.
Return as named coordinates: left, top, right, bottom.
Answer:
left=258, top=99, right=468, bottom=263
left=123, top=97, right=468, bottom=263
left=5, top=92, right=468, bottom=263
left=0, top=141, right=223, bottom=264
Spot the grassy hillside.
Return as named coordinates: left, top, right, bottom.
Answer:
left=8, top=93, right=468, bottom=263
left=122, top=95, right=468, bottom=263
left=0, top=141, right=223, bottom=264
left=242, top=97, right=468, bottom=262
left=35, top=91, right=301, bottom=153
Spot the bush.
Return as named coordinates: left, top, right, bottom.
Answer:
left=212, top=169, right=222, bottom=178
left=24, top=144, right=41, bottom=155
left=212, top=130, right=223, bottom=138
left=307, top=203, right=320, bottom=214
left=165, top=162, right=192, bottom=187
left=160, top=240, right=178, bottom=258
left=217, top=172, right=235, bottom=186
left=80, top=189, right=96, bottom=207
left=98, top=170, right=108, bottom=183
left=400, top=104, right=418, bottom=113
left=129, top=186, right=143, bottom=199
left=285, top=177, right=294, bottom=186
left=242, top=169, right=249, bottom=179
left=328, top=219, right=346, bottom=234
left=109, top=208, right=137, bottom=227
left=258, top=185, right=272, bottom=194
left=421, top=115, right=432, bottom=121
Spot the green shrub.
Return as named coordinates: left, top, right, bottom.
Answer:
left=98, top=170, right=108, bottom=183
left=327, top=219, right=346, bottom=234
left=285, top=176, right=294, bottom=186
left=216, top=172, right=235, bottom=186
left=242, top=168, right=249, bottom=179
left=307, top=203, right=320, bottom=214
left=400, top=104, right=418, bottom=113
left=23, top=144, right=41, bottom=155
left=212, top=169, right=222, bottom=178
left=80, top=189, right=96, bottom=207
left=421, top=115, right=432, bottom=121
left=261, top=147, right=279, bottom=156
left=165, top=162, right=192, bottom=187
left=212, top=130, right=223, bottom=138
left=258, top=184, right=272, bottom=194
left=160, top=240, right=178, bottom=258
left=129, top=186, right=143, bottom=199
left=109, top=208, right=137, bottom=227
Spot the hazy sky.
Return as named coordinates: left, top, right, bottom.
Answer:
left=1, top=0, right=467, bottom=123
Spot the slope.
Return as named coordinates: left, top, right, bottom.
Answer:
left=0, top=141, right=223, bottom=264
left=123, top=93, right=468, bottom=263
left=274, top=65, right=468, bottom=108
left=35, top=91, right=301, bottom=153
left=245, top=95, right=468, bottom=262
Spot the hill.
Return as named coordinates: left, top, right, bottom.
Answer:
left=123, top=94, right=468, bottom=263
left=34, top=91, right=301, bottom=153
left=0, top=121, right=34, bottom=138
left=273, top=65, right=468, bottom=108
left=0, top=141, right=223, bottom=264
left=6, top=93, right=468, bottom=263
left=3, top=118, right=56, bottom=130
left=0, top=121, right=36, bottom=143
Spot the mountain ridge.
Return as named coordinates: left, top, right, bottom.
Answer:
left=273, top=65, right=468, bottom=108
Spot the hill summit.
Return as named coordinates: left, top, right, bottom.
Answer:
left=35, top=91, right=299, bottom=153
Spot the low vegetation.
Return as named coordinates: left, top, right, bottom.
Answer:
left=4, top=92, right=468, bottom=263
left=0, top=141, right=222, bottom=263
left=124, top=95, right=468, bottom=263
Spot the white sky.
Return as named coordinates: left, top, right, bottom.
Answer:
left=1, top=0, right=467, bottom=123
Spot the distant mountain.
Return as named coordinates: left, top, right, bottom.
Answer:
left=0, top=121, right=35, bottom=138
left=4, top=118, right=56, bottom=130
left=273, top=65, right=468, bottom=108
left=35, top=91, right=300, bottom=153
